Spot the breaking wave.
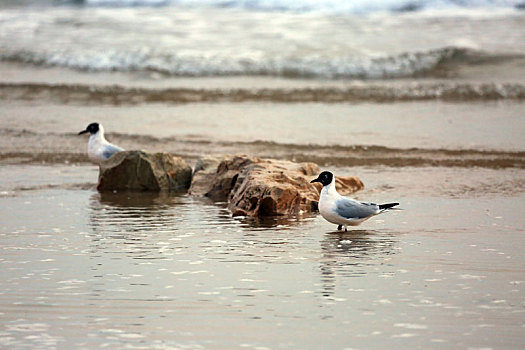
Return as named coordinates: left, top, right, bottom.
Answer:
left=0, top=46, right=520, bottom=80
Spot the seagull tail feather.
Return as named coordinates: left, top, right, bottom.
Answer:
left=378, top=202, right=399, bottom=210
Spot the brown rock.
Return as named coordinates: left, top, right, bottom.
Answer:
left=97, top=150, right=192, bottom=191
left=189, top=155, right=364, bottom=217
left=188, top=155, right=231, bottom=200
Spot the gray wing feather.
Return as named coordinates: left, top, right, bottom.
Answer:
left=334, top=198, right=379, bottom=219
left=102, top=144, right=123, bottom=159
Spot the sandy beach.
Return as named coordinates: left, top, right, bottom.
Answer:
left=1, top=1, right=525, bottom=349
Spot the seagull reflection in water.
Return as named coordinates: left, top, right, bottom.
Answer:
left=319, top=230, right=398, bottom=298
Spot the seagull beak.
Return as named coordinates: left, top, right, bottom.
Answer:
left=78, top=129, right=88, bottom=135
left=310, top=177, right=320, bottom=184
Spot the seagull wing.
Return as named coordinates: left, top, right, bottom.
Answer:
left=334, top=197, right=380, bottom=220
left=102, top=144, right=124, bottom=159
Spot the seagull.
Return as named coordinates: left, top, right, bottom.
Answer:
left=311, top=171, right=399, bottom=231
left=78, top=122, right=124, bottom=164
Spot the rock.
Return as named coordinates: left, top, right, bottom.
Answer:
left=188, top=155, right=227, bottom=200
left=189, top=155, right=364, bottom=217
left=97, top=150, right=192, bottom=191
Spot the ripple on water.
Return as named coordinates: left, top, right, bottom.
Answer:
left=2, top=182, right=524, bottom=349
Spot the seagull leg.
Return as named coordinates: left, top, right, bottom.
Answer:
left=337, top=225, right=342, bottom=231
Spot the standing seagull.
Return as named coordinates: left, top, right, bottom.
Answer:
left=311, top=171, right=399, bottom=231
left=78, top=122, right=124, bottom=164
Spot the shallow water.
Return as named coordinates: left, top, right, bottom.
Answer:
left=1, top=164, right=524, bottom=349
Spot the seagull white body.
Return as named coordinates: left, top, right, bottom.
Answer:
left=318, top=179, right=372, bottom=227
left=79, top=123, right=124, bottom=164
left=311, top=171, right=399, bottom=231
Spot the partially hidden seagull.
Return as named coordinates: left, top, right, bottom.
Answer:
left=78, top=122, right=124, bottom=164
left=311, top=171, right=399, bottom=231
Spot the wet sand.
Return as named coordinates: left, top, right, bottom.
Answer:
left=1, top=63, right=525, bottom=349
left=1, top=97, right=525, bottom=164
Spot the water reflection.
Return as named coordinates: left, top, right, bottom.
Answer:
left=319, top=230, right=398, bottom=297
left=89, top=191, right=185, bottom=236
left=321, top=230, right=397, bottom=259
left=96, top=190, right=188, bottom=208
left=235, top=213, right=317, bottom=229
left=89, top=192, right=230, bottom=229
left=86, top=191, right=213, bottom=262
left=87, top=190, right=322, bottom=265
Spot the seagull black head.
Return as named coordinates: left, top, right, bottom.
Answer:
left=310, top=171, right=334, bottom=187
left=78, top=122, right=100, bottom=135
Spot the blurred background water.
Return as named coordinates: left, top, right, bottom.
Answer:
left=0, top=0, right=524, bottom=79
